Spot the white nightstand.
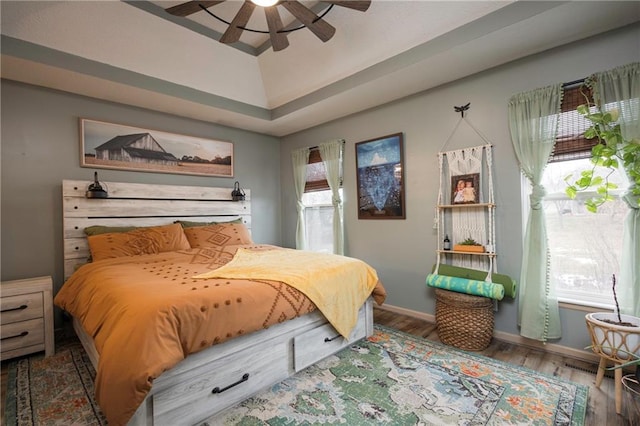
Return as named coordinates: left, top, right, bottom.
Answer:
left=1, top=276, right=55, bottom=360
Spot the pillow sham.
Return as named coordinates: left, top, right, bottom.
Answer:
left=183, top=222, right=253, bottom=248
left=87, top=223, right=190, bottom=261
left=176, top=218, right=243, bottom=228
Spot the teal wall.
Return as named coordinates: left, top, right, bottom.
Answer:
left=1, top=81, right=282, bottom=302
left=279, top=24, right=639, bottom=353
left=2, top=23, right=638, bottom=354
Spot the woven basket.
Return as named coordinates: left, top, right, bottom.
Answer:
left=435, top=288, right=494, bottom=351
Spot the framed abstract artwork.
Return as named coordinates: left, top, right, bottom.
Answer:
left=80, top=118, right=233, bottom=177
left=355, top=133, right=406, bottom=219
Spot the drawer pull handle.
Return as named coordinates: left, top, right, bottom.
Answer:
left=1, top=304, right=28, bottom=313
left=324, top=334, right=341, bottom=343
left=211, top=373, right=249, bottom=394
left=1, top=331, right=29, bottom=341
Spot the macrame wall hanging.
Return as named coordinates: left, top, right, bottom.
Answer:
left=435, top=104, right=496, bottom=274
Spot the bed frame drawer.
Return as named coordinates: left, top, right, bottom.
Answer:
left=1, top=292, right=44, bottom=324
left=152, top=341, right=290, bottom=425
left=293, top=304, right=367, bottom=372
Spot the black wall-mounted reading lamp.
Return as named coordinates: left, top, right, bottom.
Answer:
left=85, top=171, right=108, bottom=199
left=231, top=181, right=245, bottom=201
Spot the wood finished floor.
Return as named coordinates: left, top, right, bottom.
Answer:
left=0, top=307, right=629, bottom=425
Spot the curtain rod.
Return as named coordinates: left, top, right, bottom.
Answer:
left=309, top=139, right=345, bottom=150
left=562, top=78, right=585, bottom=88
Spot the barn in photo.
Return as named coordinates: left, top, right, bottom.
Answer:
left=95, top=133, right=179, bottom=166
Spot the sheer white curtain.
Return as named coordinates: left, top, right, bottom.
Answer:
left=318, top=140, right=344, bottom=255
left=589, top=62, right=640, bottom=316
left=508, top=84, right=563, bottom=341
left=291, top=147, right=310, bottom=250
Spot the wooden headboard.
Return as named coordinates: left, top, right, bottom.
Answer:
left=62, top=179, right=251, bottom=280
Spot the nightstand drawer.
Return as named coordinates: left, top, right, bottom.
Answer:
left=1, top=292, right=44, bottom=324
left=1, top=318, right=45, bottom=353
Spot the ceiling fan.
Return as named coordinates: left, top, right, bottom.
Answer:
left=165, top=1, right=371, bottom=51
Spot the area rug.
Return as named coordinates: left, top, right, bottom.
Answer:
left=206, top=325, right=587, bottom=425
left=5, top=326, right=587, bottom=425
left=4, top=336, right=107, bottom=426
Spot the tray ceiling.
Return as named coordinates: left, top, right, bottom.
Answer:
left=1, top=1, right=639, bottom=136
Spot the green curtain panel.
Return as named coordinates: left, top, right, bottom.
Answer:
left=318, top=140, right=345, bottom=255
left=292, top=147, right=310, bottom=250
left=508, top=84, right=563, bottom=342
left=589, top=62, right=640, bottom=317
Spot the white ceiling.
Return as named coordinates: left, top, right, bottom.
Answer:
left=2, top=1, right=639, bottom=137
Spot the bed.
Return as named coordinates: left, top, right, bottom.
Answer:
left=58, top=179, right=386, bottom=426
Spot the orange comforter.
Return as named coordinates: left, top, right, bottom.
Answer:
left=54, top=244, right=386, bottom=425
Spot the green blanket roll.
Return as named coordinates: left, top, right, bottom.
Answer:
left=426, top=273, right=505, bottom=300
left=431, top=264, right=517, bottom=298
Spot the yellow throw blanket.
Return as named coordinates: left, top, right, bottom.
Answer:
left=194, top=248, right=379, bottom=338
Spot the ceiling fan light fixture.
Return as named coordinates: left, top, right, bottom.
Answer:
left=251, top=0, right=278, bottom=7
left=166, top=0, right=371, bottom=51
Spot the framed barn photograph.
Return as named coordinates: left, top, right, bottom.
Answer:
left=355, top=133, right=406, bottom=219
left=80, top=119, right=233, bottom=177
left=451, top=173, right=480, bottom=204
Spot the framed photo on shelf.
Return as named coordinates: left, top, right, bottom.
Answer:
left=80, top=118, right=233, bottom=177
left=451, top=173, right=480, bottom=204
left=355, top=133, right=405, bottom=219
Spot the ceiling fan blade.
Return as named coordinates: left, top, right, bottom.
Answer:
left=264, top=8, right=289, bottom=52
left=322, top=1, right=371, bottom=12
left=220, top=1, right=257, bottom=44
left=280, top=1, right=336, bottom=43
left=165, top=1, right=226, bottom=17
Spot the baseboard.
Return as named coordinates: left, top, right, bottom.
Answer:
left=375, top=303, right=436, bottom=323
left=375, top=303, right=600, bottom=365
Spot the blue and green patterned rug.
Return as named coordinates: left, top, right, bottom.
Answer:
left=5, top=325, right=587, bottom=425
left=207, top=326, right=587, bottom=425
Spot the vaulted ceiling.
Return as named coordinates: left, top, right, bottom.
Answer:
left=2, top=1, right=639, bottom=136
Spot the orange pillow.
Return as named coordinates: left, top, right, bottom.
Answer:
left=87, top=223, right=190, bottom=261
left=183, top=223, right=253, bottom=248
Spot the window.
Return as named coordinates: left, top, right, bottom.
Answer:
left=550, top=83, right=596, bottom=162
left=302, top=147, right=343, bottom=253
left=302, top=189, right=342, bottom=253
left=542, top=83, right=629, bottom=308
left=542, top=159, right=627, bottom=308
left=305, top=149, right=331, bottom=192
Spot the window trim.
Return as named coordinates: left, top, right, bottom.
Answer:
left=558, top=297, right=615, bottom=311
left=558, top=300, right=614, bottom=313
